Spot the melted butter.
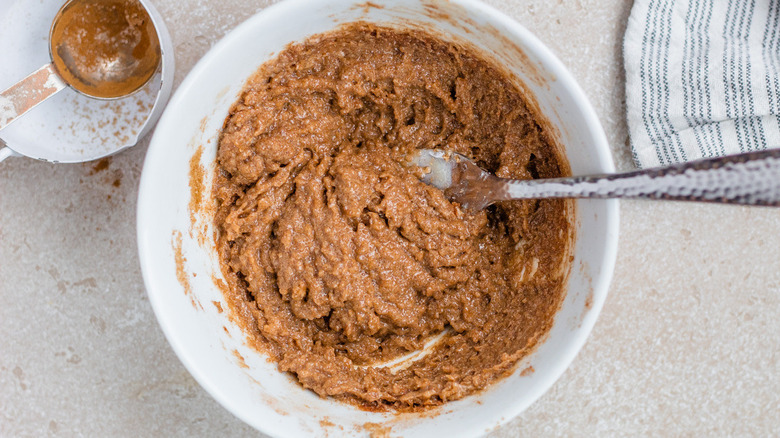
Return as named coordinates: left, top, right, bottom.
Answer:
left=50, top=0, right=160, bottom=98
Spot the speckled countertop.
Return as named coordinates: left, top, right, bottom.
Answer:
left=2, top=0, right=779, bottom=436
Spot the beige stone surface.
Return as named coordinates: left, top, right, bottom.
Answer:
left=1, top=0, right=779, bottom=436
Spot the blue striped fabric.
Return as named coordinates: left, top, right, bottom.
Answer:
left=625, top=0, right=780, bottom=168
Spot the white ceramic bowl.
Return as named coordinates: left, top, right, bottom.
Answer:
left=137, top=0, right=619, bottom=436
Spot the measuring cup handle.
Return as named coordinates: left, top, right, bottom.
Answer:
left=0, top=146, right=19, bottom=162
left=0, top=63, right=67, bottom=131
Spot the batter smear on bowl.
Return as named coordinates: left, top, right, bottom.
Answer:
left=214, top=24, right=574, bottom=410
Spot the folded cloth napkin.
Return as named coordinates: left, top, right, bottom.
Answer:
left=624, top=0, right=780, bottom=168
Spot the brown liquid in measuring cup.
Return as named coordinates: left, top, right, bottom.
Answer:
left=50, top=0, right=160, bottom=98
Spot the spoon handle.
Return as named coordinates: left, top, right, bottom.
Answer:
left=501, top=149, right=780, bottom=206
left=0, top=63, right=67, bottom=131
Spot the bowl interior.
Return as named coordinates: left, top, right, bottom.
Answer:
left=137, top=0, right=618, bottom=436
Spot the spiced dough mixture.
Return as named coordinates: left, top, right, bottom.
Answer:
left=214, top=24, right=573, bottom=410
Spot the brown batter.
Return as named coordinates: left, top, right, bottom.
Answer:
left=214, top=24, right=573, bottom=410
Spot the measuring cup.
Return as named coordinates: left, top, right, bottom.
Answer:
left=0, top=0, right=174, bottom=163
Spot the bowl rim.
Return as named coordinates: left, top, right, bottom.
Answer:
left=137, top=0, right=620, bottom=435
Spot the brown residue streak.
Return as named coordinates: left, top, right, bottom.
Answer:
left=85, top=157, right=126, bottom=191
left=213, top=300, right=223, bottom=313
left=420, top=1, right=480, bottom=34
left=421, top=2, right=451, bottom=22
left=215, top=85, right=231, bottom=101
left=355, top=1, right=384, bottom=14
left=576, top=261, right=595, bottom=327
left=188, top=144, right=218, bottom=248
left=363, top=422, right=392, bottom=438
left=319, top=418, right=344, bottom=437
left=188, top=145, right=209, bottom=244
left=577, top=288, right=594, bottom=328
left=585, top=290, right=594, bottom=310
left=89, top=157, right=111, bottom=174
left=212, top=273, right=254, bottom=340
left=482, top=24, right=549, bottom=88
left=189, top=145, right=205, bottom=217
left=520, top=365, right=535, bottom=376
left=172, top=231, right=191, bottom=296
left=73, top=278, right=98, bottom=288
left=232, top=349, right=248, bottom=369
left=172, top=231, right=201, bottom=309
left=54, top=277, right=98, bottom=295
left=213, top=275, right=229, bottom=295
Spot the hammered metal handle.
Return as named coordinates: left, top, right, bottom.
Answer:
left=501, top=149, right=780, bottom=206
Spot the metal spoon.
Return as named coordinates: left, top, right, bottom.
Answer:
left=407, top=148, right=780, bottom=210
left=0, top=0, right=161, bottom=131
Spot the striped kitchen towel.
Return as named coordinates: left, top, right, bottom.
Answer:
left=624, top=0, right=780, bottom=168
